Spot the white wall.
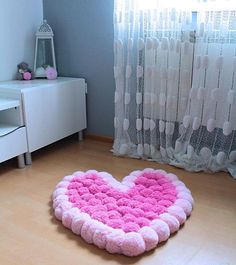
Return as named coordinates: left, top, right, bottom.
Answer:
left=0, top=0, right=43, bottom=81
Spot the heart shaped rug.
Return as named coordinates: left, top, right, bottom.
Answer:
left=52, top=168, right=194, bottom=256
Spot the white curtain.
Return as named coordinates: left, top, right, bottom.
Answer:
left=113, top=0, right=236, bottom=178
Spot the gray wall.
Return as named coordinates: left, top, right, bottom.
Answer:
left=0, top=0, right=43, bottom=81
left=43, top=0, right=115, bottom=137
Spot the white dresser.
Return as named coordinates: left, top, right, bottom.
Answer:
left=0, top=77, right=87, bottom=167
left=0, top=97, right=27, bottom=167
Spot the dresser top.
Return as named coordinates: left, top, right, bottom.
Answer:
left=0, top=77, right=85, bottom=91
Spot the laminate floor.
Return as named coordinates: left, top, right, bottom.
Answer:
left=0, top=138, right=235, bottom=265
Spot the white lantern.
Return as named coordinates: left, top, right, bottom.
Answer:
left=34, top=20, right=56, bottom=78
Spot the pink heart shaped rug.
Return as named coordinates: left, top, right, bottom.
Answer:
left=52, top=168, right=194, bottom=256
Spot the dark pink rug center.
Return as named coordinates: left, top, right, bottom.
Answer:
left=66, top=171, right=177, bottom=232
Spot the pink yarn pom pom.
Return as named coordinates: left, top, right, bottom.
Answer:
left=177, top=192, right=194, bottom=205
left=94, top=178, right=106, bottom=186
left=145, top=212, right=158, bottom=220
left=94, top=192, right=107, bottom=200
left=127, top=188, right=139, bottom=196
left=123, top=213, right=136, bottom=223
left=106, top=203, right=118, bottom=211
left=93, top=205, right=107, bottom=212
left=151, top=219, right=170, bottom=242
left=147, top=172, right=163, bottom=180
left=140, top=203, right=153, bottom=212
left=158, top=199, right=173, bottom=207
left=175, top=200, right=193, bottom=217
left=106, top=190, right=123, bottom=199
left=128, top=200, right=141, bottom=208
left=106, top=218, right=124, bottom=229
left=53, top=194, right=68, bottom=209
left=53, top=187, right=67, bottom=199
left=78, top=187, right=89, bottom=195
left=107, top=210, right=121, bottom=219
left=68, top=182, right=82, bottom=189
left=93, top=225, right=112, bottom=249
left=73, top=200, right=87, bottom=208
left=157, top=178, right=168, bottom=185
left=45, top=67, right=57, bottom=80
left=159, top=213, right=180, bottom=233
left=163, top=194, right=176, bottom=202
left=88, top=198, right=102, bottom=206
left=102, top=197, right=116, bottom=205
left=62, top=208, right=80, bottom=228
left=117, top=206, right=131, bottom=215
left=54, top=207, right=63, bottom=220
left=82, top=178, right=94, bottom=187
left=89, top=184, right=101, bottom=194
left=23, top=71, right=31, bottom=80
left=144, top=179, right=157, bottom=187
left=151, top=190, right=162, bottom=201
left=69, top=195, right=81, bottom=203
left=154, top=205, right=166, bottom=215
left=67, top=189, right=78, bottom=196
left=80, top=194, right=94, bottom=202
left=167, top=205, right=187, bottom=225
left=133, top=195, right=145, bottom=203
left=80, top=206, right=94, bottom=215
left=150, top=185, right=163, bottom=192
left=117, top=198, right=130, bottom=206
left=130, top=208, right=144, bottom=218
left=144, top=198, right=156, bottom=205
left=91, top=211, right=108, bottom=223
left=71, top=213, right=90, bottom=235
left=136, top=217, right=149, bottom=227
left=135, top=176, right=147, bottom=186
left=140, top=188, right=153, bottom=197
left=80, top=220, right=97, bottom=244
left=106, top=230, right=125, bottom=254
left=58, top=201, right=72, bottom=212
left=122, top=222, right=140, bottom=232
left=121, top=232, right=145, bottom=256
left=139, top=226, right=159, bottom=251
left=99, top=185, right=110, bottom=193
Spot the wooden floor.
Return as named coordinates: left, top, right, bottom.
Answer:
left=0, top=137, right=236, bottom=265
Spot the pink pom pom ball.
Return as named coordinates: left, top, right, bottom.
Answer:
left=23, top=71, right=32, bottom=80
left=45, top=66, right=57, bottom=80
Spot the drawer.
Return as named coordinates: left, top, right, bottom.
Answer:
left=0, top=127, right=27, bottom=163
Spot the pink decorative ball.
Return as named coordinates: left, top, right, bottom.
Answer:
left=23, top=71, right=31, bottom=80
left=46, top=67, right=57, bottom=80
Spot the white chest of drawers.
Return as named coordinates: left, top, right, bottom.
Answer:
left=0, top=97, right=27, bottom=167
left=0, top=77, right=87, bottom=167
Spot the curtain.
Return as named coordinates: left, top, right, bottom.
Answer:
left=113, top=0, right=236, bottom=178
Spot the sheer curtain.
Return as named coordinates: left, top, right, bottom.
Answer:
left=113, top=0, right=236, bottom=178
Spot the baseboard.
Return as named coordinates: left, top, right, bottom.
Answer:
left=85, top=133, right=114, bottom=143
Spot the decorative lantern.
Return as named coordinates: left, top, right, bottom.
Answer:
left=34, top=20, right=56, bottom=78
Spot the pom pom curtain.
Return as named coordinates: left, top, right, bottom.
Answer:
left=113, top=0, right=236, bottom=178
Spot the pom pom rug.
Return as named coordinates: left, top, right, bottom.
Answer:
left=52, top=168, right=194, bottom=256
